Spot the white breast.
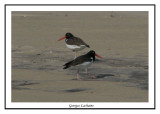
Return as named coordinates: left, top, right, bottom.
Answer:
left=66, top=44, right=86, bottom=51
left=77, top=57, right=94, bottom=69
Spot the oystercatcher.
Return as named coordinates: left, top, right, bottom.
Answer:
left=58, top=33, right=90, bottom=58
left=63, top=50, right=103, bottom=80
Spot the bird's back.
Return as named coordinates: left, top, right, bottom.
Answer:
left=63, top=54, right=92, bottom=69
left=66, top=37, right=90, bottom=48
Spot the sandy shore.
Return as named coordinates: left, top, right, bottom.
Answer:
left=12, top=11, right=148, bottom=102
left=12, top=69, right=147, bottom=102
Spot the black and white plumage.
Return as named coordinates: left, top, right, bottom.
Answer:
left=63, top=50, right=103, bottom=80
left=58, top=33, right=90, bottom=58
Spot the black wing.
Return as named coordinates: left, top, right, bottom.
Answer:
left=63, top=54, right=91, bottom=69
left=67, top=37, right=90, bottom=48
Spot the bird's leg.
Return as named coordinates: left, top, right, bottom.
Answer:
left=85, top=68, right=88, bottom=73
left=74, top=51, right=77, bottom=59
left=76, top=69, right=82, bottom=80
left=85, top=68, right=96, bottom=79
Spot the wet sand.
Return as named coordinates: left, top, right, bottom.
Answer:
left=12, top=11, right=148, bottom=102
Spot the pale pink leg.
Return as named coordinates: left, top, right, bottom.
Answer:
left=87, top=73, right=96, bottom=79
left=74, top=51, right=77, bottom=59
left=77, top=74, right=82, bottom=80
left=76, top=69, right=82, bottom=80
left=85, top=68, right=96, bottom=79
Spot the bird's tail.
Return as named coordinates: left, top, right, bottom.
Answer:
left=63, top=65, right=70, bottom=69
left=63, top=61, right=72, bottom=69
left=86, top=44, right=90, bottom=48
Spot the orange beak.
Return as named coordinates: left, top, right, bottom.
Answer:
left=58, top=36, right=66, bottom=41
left=95, top=53, right=103, bottom=59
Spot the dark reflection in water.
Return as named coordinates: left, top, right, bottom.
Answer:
left=63, top=88, right=90, bottom=93
left=12, top=48, right=148, bottom=90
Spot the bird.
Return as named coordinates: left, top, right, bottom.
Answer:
left=58, top=32, right=90, bottom=58
left=63, top=50, right=103, bottom=80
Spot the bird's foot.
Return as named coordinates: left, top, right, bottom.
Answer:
left=87, top=73, right=96, bottom=79
left=90, top=75, right=96, bottom=79
left=76, top=75, right=82, bottom=80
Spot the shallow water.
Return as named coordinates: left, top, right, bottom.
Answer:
left=12, top=46, right=148, bottom=90
left=11, top=11, right=148, bottom=102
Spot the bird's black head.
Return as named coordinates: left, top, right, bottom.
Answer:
left=87, top=50, right=103, bottom=60
left=65, top=32, right=74, bottom=39
left=87, top=50, right=96, bottom=56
